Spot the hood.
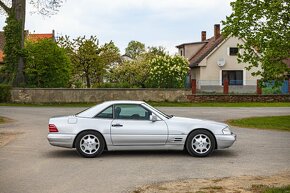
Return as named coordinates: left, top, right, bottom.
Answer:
left=170, top=116, right=228, bottom=127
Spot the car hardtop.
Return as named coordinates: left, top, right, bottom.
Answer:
left=76, top=100, right=146, bottom=118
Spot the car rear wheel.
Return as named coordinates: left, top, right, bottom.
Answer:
left=75, top=131, right=105, bottom=158
left=186, top=130, right=215, bottom=157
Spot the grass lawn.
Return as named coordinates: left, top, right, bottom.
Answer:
left=0, top=117, right=4, bottom=124
left=228, top=115, right=290, bottom=132
left=149, top=102, right=290, bottom=107
left=251, top=184, right=290, bottom=193
left=0, top=102, right=290, bottom=107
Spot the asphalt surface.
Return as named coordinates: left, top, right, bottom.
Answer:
left=0, top=106, right=290, bottom=193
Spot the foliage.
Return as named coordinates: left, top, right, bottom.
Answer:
left=24, top=39, right=71, bottom=88
left=0, top=13, right=22, bottom=84
left=148, top=55, right=189, bottom=88
left=58, top=36, right=120, bottom=88
left=228, top=115, right=290, bottom=132
left=262, top=87, right=282, bottom=95
left=0, top=0, right=64, bottom=86
left=0, top=84, right=11, bottom=102
left=222, top=0, right=290, bottom=87
left=125, top=40, right=146, bottom=59
left=107, top=56, right=150, bottom=88
left=94, top=82, right=132, bottom=88
left=107, top=46, right=167, bottom=88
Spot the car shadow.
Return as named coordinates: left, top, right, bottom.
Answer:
left=102, top=150, right=186, bottom=158
left=44, top=149, right=80, bottom=158
left=44, top=149, right=237, bottom=159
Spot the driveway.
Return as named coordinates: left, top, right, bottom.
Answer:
left=0, top=107, right=290, bottom=193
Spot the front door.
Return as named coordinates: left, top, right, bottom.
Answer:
left=110, top=104, right=168, bottom=145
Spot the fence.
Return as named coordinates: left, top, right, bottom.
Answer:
left=191, top=79, right=290, bottom=94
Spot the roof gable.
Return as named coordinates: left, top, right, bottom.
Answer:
left=189, top=35, right=225, bottom=68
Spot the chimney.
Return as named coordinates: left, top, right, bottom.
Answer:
left=201, top=31, right=206, bottom=41
left=214, top=24, right=220, bottom=40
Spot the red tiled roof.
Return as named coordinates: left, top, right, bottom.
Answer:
left=0, top=31, right=54, bottom=62
left=0, top=32, right=5, bottom=63
left=27, top=33, right=54, bottom=42
left=189, top=35, right=225, bottom=68
left=0, top=50, right=4, bottom=63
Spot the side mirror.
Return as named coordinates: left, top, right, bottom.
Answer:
left=150, top=114, right=158, bottom=122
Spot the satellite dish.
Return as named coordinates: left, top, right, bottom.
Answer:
left=217, top=58, right=226, bottom=67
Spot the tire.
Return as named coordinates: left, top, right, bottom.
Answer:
left=75, top=131, right=105, bottom=158
left=186, top=130, right=215, bottom=157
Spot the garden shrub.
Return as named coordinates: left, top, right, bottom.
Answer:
left=0, top=84, right=11, bottom=102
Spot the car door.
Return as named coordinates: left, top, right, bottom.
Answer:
left=110, top=104, right=168, bottom=146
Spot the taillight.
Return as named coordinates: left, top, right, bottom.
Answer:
left=49, top=124, right=58, bottom=132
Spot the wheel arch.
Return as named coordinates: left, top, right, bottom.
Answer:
left=73, top=129, right=108, bottom=150
left=184, top=128, right=217, bottom=150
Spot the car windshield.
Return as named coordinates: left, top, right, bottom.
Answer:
left=142, top=103, right=172, bottom=119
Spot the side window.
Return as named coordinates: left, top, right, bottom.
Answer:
left=95, top=106, right=113, bottom=119
left=229, top=47, right=239, bottom=56
left=114, top=104, right=151, bottom=120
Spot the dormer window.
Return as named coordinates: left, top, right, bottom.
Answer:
left=229, top=47, right=239, bottom=56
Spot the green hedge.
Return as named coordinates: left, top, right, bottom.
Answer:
left=0, top=84, right=11, bottom=102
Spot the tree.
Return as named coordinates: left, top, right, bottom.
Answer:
left=125, top=40, right=145, bottom=59
left=222, top=0, right=290, bottom=85
left=0, top=0, right=63, bottom=86
left=148, top=55, right=189, bottom=88
left=58, top=36, right=120, bottom=88
left=25, top=39, right=71, bottom=88
left=108, top=57, right=150, bottom=88
left=108, top=45, right=167, bottom=88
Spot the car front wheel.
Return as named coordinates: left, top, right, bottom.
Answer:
left=75, top=131, right=105, bottom=158
left=186, top=130, right=215, bottom=157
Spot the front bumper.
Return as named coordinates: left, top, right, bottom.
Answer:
left=47, top=133, right=76, bottom=148
left=215, top=133, right=236, bottom=149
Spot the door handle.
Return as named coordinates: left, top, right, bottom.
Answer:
left=112, top=124, right=123, bottom=127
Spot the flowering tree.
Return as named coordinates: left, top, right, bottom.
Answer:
left=108, top=57, right=150, bottom=88
left=148, top=55, right=189, bottom=88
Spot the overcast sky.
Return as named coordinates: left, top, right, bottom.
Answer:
left=0, top=0, right=233, bottom=54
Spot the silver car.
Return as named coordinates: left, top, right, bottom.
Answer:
left=48, top=100, right=236, bottom=158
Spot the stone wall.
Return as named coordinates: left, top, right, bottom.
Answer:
left=187, top=94, right=290, bottom=102
left=11, top=88, right=191, bottom=103
left=10, top=88, right=290, bottom=103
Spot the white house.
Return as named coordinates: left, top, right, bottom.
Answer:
left=176, top=24, right=261, bottom=93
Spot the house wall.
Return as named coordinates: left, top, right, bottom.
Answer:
left=179, top=43, right=205, bottom=59
left=193, top=37, right=261, bottom=86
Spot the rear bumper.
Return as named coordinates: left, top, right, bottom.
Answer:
left=47, top=133, right=76, bottom=148
left=216, top=133, right=236, bottom=149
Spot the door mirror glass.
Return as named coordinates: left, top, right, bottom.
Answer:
left=150, top=114, right=158, bottom=122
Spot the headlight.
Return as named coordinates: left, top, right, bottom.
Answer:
left=222, top=126, right=231, bottom=135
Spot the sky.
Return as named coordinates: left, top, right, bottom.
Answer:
left=0, top=0, right=233, bottom=54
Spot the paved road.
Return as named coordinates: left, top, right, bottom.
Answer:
left=0, top=107, right=290, bottom=193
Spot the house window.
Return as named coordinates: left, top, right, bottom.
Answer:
left=180, top=49, right=183, bottom=56
left=222, top=70, right=243, bottom=85
left=229, top=47, right=239, bottom=56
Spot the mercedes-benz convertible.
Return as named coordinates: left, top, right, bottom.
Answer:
left=48, top=100, right=236, bottom=158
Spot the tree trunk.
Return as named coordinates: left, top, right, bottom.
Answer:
left=85, top=73, right=91, bottom=88
left=12, top=0, right=26, bottom=86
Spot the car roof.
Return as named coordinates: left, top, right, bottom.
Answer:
left=102, top=100, right=145, bottom=105
left=76, top=100, right=145, bottom=118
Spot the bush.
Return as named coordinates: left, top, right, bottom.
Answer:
left=0, top=84, right=11, bottom=102
left=25, top=39, right=72, bottom=88
left=94, top=82, right=135, bottom=88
